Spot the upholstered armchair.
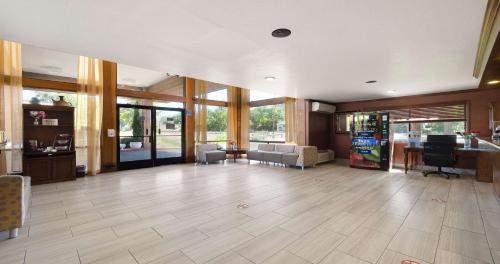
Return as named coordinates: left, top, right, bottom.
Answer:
left=196, top=144, right=226, bottom=164
left=0, top=175, right=30, bottom=238
left=294, top=146, right=318, bottom=170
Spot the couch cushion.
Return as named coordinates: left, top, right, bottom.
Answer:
left=247, top=150, right=263, bottom=161
left=282, top=153, right=299, bottom=165
left=204, top=150, right=226, bottom=162
left=262, top=151, right=283, bottom=163
left=197, top=144, right=218, bottom=151
left=275, top=144, right=295, bottom=153
left=258, top=144, right=275, bottom=152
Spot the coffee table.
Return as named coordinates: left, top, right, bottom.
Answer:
left=225, top=149, right=247, bottom=162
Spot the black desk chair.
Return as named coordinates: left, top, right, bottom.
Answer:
left=423, top=135, right=458, bottom=179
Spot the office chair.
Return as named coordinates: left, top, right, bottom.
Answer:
left=422, top=135, right=459, bottom=179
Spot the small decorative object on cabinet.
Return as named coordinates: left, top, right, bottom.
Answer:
left=22, top=104, right=76, bottom=185
left=52, top=96, right=71, bottom=106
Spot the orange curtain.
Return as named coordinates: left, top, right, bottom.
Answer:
left=0, top=40, right=23, bottom=174
left=195, top=80, right=207, bottom=143
left=76, top=56, right=103, bottom=175
left=285, top=97, right=297, bottom=144
left=240, top=88, right=250, bottom=149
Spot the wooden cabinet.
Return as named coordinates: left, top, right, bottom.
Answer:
left=23, top=152, right=76, bottom=185
left=476, top=151, right=494, bottom=182
left=22, top=104, right=76, bottom=185
left=23, top=156, right=52, bottom=183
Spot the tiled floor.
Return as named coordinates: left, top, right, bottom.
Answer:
left=1, top=161, right=499, bottom=264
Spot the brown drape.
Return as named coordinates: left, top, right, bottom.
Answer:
left=285, top=97, right=297, bottom=144
left=76, top=56, right=104, bottom=175
left=227, top=86, right=238, bottom=148
left=240, top=88, right=250, bottom=149
left=0, top=40, right=23, bottom=174
left=195, top=80, right=207, bottom=143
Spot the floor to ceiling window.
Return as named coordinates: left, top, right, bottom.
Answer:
left=194, top=81, right=229, bottom=148
left=249, top=90, right=285, bottom=149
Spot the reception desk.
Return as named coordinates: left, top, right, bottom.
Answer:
left=403, top=139, right=500, bottom=183
left=490, top=139, right=500, bottom=198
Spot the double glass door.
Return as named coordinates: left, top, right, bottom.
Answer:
left=117, top=104, right=184, bottom=170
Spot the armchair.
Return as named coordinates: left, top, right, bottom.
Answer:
left=196, top=144, right=226, bottom=164
left=0, top=175, right=30, bottom=238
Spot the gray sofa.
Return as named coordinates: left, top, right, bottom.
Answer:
left=196, top=144, right=226, bottom=164
left=247, top=144, right=318, bottom=170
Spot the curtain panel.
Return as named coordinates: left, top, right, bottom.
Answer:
left=294, top=98, right=306, bottom=145
left=227, top=86, right=238, bottom=148
left=240, top=88, right=250, bottom=149
left=0, top=40, right=23, bottom=174
left=75, top=56, right=103, bottom=175
left=285, top=97, right=297, bottom=144
left=195, top=80, right=207, bottom=143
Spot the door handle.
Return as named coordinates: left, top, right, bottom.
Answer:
left=158, top=129, right=161, bottom=134
left=146, top=129, right=149, bottom=135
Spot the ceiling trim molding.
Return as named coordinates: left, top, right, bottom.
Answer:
left=473, top=0, right=500, bottom=78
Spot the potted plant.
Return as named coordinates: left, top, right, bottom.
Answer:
left=129, top=108, right=144, bottom=149
left=458, top=130, right=479, bottom=148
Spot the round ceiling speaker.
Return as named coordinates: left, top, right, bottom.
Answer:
left=272, top=28, right=292, bottom=38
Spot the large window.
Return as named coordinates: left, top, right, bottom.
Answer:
left=23, top=88, right=76, bottom=106
left=206, top=105, right=227, bottom=146
left=386, top=103, right=467, bottom=142
left=250, top=104, right=285, bottom=149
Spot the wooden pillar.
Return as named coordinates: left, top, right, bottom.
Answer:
left=185, top=77, right=196, bottom=162
left=100, top=61, right=117, bottom=172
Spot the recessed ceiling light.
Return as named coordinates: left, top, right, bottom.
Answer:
left=487, top=80, right=500, bottom=85
left=387, top=90, right=396, bottom=94
left=264, top=76, right=276, bottom=81
left=271, top=28, right=291, bottom=38
left=365, top=80, right=377, bottom=84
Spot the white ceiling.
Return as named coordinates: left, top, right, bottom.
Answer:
left=22, top=45, right=170, bottom=87
left=0, top=0, right=487, bottom=102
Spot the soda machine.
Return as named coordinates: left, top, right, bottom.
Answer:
left=349, top=112, right=390, bottom=170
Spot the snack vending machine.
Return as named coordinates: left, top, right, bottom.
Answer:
left=349, top=112, right=390, bottom=170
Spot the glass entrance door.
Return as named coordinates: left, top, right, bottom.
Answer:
left=154, top=108, right=185, bottom=165
left=117, top=104, right=185, bottom=170
left=118, top=105, right=154, bottom=169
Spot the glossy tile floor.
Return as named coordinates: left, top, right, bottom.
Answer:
left=1, top=161, right=499, bottom=264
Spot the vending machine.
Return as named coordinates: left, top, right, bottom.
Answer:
left=349, top=112, right=390, bottom=170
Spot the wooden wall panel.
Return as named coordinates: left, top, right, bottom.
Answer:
left=117, top=88, right=185, bottom=102
left=22, top=77, right=77, bottom=92
left=308, top=112, right=333, bottom=150
left=185, top=78, right=196, bottom=162
left=100, top=61, right=117, bottom=172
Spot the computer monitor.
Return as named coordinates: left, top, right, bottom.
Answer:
left=426, top=135, right=456, bottom=145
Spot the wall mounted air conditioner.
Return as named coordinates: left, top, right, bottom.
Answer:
left=311, top=102, right=336, bottom=114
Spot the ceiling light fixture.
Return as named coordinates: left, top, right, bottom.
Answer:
left=365, top=80, right=377, bottom=84
left=487, top=80, right=500, bottom=85
left=265, top=76, right=276, bottom=81
left=387, top=90, right=396, bottom=94
left=271, top=28, right=291, bottom=38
